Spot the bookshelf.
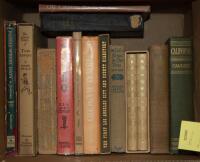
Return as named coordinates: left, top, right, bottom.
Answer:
left=0, top=0, right=200, bottom=161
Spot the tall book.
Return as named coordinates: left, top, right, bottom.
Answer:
left=82, top=36, right=100, bottom=154
left=168, top=37, right=194, bottom=154
left=126, top=51, right=149, bottom=153
left=73, top=32, right=83, bottom=155
left=126, top=54, right=137, bottom=151
left=137, top=53, right=149, bottom=151
left=110, top=45, right=126, bottom=153
left=4, top=21, right=17, bottom=155
left=99, top=34, right=110, bottom=154
left=192, top=0, right=200, bottom=122
left=17, top=23, right=46, bottom=155
left=56, top=37, right=74, bottom=155
left=149, top=44, right=169, bottom=154
left=37, top=49, right=57, bottom=154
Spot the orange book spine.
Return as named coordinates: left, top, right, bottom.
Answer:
left=82, top=36, right=100, bottom=154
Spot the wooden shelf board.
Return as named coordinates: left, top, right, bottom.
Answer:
left=6, top=0, right=193, bottom=5
left=4, top=154, right=200, bottom=162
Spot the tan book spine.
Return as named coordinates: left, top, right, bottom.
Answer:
left=82, top=36, right=100, bottom=154
left=126, top=54, right=138, bottom=151
left=18, top=24, right=36, bottom=155
left=110, top=45, right=126, bottom=153
left=73, top=32, right=83, bottom=155
left=137, top=53, right=149, bottom=151
left=149, top=44, right=169, bottom=154
left=37, top=49, right=57, bottom=154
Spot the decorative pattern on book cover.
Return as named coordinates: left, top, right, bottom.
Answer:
left=56, top=37, right=74, bottom=155
left=82, top=36, right=100, bottom=154
left=110, top=45, right=126, bottom=153
left=37, top=49, right=57, bottom=154
left=168, top=37, right=194, bottom=154
left=149, top=44, right=169, bottom=154
left=18, top=24, right=37, bottom=155
left=126, top=51, right=149, bottom=153
left=99, top=34, right=110, bottom=154
left=73, top=32, right=83, bottom=155
left=4, top=21, right=17, bottom=155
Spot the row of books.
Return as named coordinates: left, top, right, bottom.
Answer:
left=4, top=21, right=194, bottom=156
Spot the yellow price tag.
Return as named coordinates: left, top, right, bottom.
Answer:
left=178, top=121, right=200, bottom=152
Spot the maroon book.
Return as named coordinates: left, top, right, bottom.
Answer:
left=56, top=37, right=75, bottom=155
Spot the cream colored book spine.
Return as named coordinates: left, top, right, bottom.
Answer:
left=126, top=54, right=138, bottom=151
left=18, top=24, right=36, bottom=155
left=137, top=53, right=149, bottom=151
left=82, top=36, right=100, bottom=154
left=37, top=49, right=57, bottom=154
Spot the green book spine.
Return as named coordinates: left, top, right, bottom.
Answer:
left=169, top=37, right=194, bottom=154
left=99, top=34, right=110, bottom=154
left=4, top=21, right=17, bottom=154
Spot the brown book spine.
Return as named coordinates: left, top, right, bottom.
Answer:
left=39, top=4, right=151, bottom=13
left=149, top=44, right=169, bottom=154
left=82, top=36, right=100, bottom=154
left=137, top=53, right=149, bottom=151
left=37, top=49, right=57, bottom=154
left=18, top=24, right=36, bottom=155
left=126, top=54, right=138, bottom=151
left=73, top=32, right=83, bottom=155
left=110, top=45, right=126, bottom=153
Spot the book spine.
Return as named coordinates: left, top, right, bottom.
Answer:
left=56, top=37, right=75, bottom=155
left=37, top=49, right=57, bottom=154
left=169, top=37, right=194, bottom=154
left=41, top=13, right=144, bottom=38
left=82, top=36, right=100, bottom=154
left=192, top=1, right=200, bottom=122
left=99, top=34, right=110, bottom=154
left=39, top=4, right=151, bottom=13
left=73, top=32, right=83, bottom=155
left=137, top=53, right=149, bottom=151
left=18, top=24, right=36, bottom=155
left=4, top=21, right=17, bottom=155
left=110, top=45, right=126, bottom=153
left=149, top=44, right=169, bottom=154
left=126, top=54, right=137, bottom=152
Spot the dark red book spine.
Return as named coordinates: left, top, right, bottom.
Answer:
left=56, top=37, right=74, bottom=155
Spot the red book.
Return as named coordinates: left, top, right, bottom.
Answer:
left=56, top=37, right=75, bottom=155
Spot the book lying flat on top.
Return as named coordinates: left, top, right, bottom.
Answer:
left=39, top=4, right=151, bottom=15
left=40, top=13, right=145, bottom=38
